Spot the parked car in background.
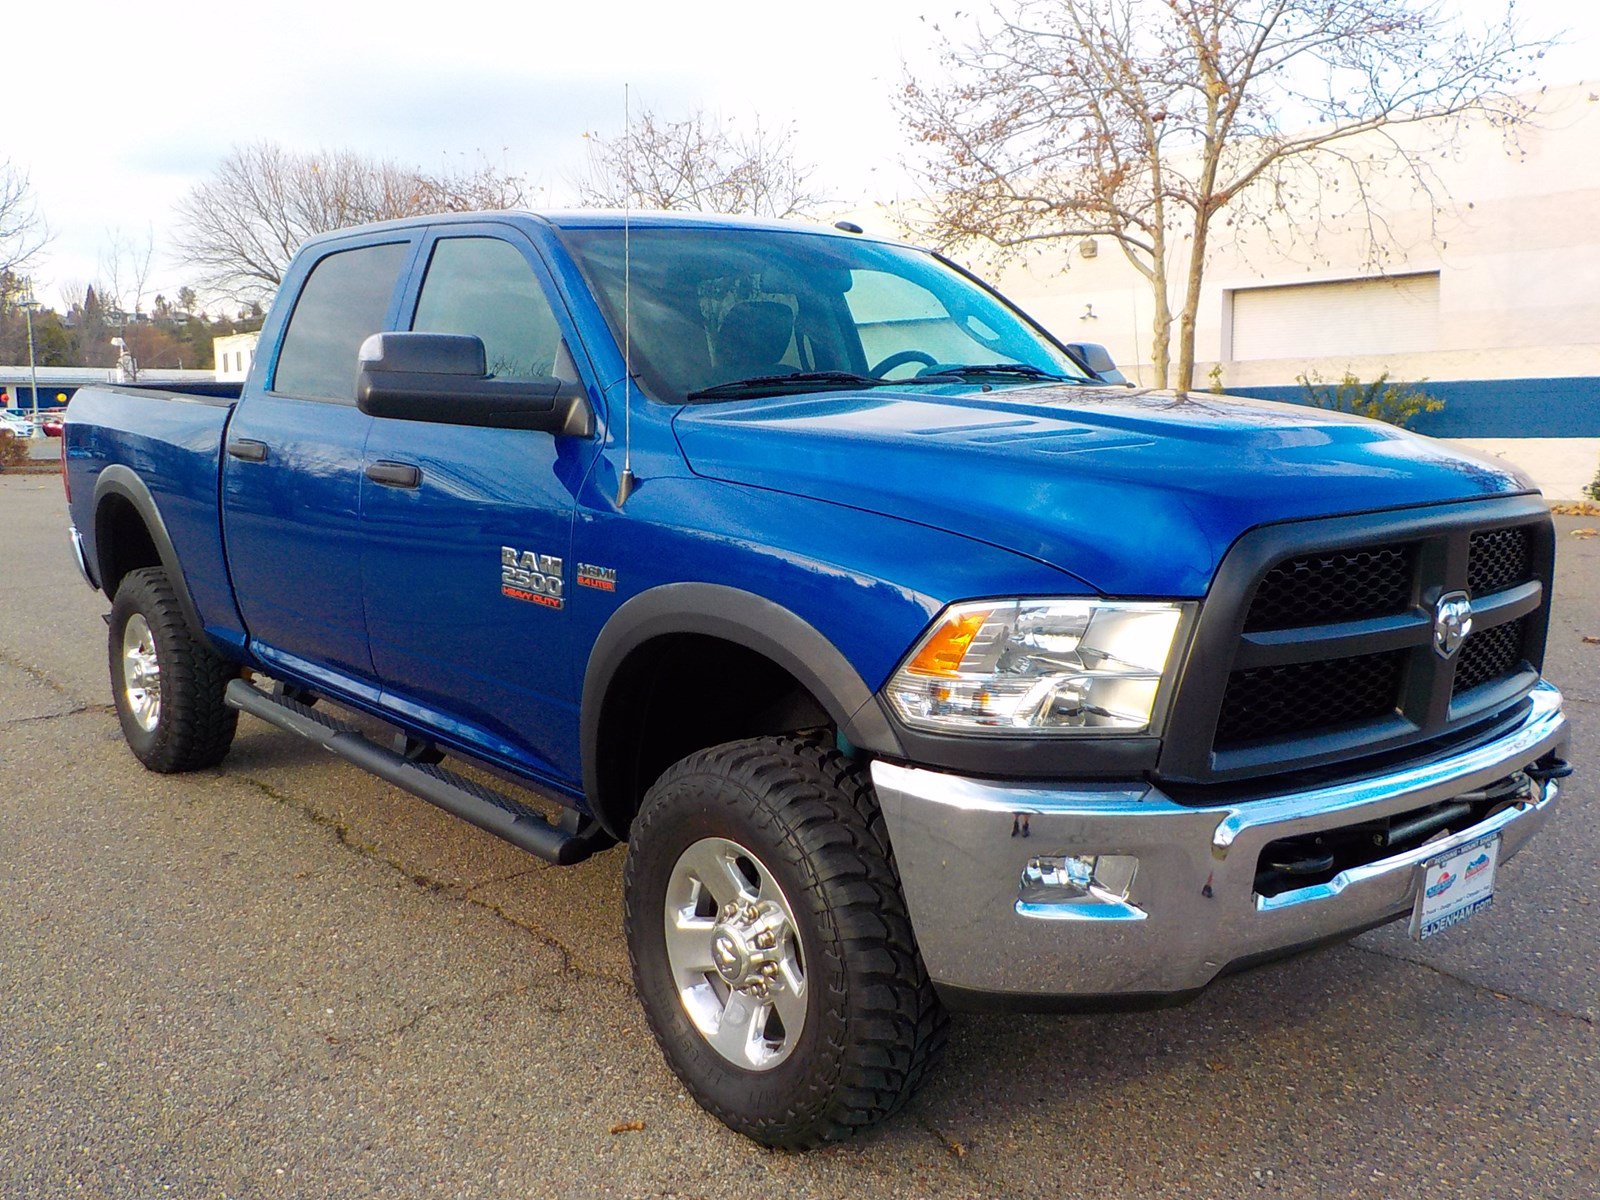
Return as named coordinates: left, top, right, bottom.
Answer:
left=40, top=413, right=65, bottom=438
left=0, top=411, right=40, bottom=439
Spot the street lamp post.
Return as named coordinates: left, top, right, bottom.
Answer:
left=18, top=298, right=40, bottom=422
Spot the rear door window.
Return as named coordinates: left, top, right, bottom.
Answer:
left=272, top=241, right=410, bottom=402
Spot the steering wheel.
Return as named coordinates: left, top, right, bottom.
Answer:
left=870, top=350, right=939, bottom=378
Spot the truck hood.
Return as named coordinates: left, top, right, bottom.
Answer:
left=671, top=384, right=1533, bottom=596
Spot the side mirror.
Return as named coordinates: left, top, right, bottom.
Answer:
left=1065, top=342, right=1130, bottom=386
left=356, top=332, right=591, bottom=435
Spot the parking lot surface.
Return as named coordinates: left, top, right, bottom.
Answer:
left=2, top=472, right=1597, bottom=1199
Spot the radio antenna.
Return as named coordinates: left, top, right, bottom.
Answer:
left=615, top=81, right=638, bottom=508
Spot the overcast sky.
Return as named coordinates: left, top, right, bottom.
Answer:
left=6, top=0, right=1595, bottom=311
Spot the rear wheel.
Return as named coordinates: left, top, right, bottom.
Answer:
left=623, top=735, right=947, bottom=1148
left=109, top=567, right=238, bottom=772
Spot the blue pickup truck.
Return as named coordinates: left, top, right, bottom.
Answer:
left=63, top=210, right=1570, bottom=1146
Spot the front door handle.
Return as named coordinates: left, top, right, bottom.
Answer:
left=226, top=438, right=269, bottom=463
left=364, top=460, right=423, bottom=489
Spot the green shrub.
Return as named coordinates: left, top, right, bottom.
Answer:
left=1296, top=370, right=1445, bottom=429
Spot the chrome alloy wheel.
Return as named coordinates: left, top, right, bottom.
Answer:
left=663, top=837, right=807, bottom=1070
left=121, top=613, right=162, bottom=732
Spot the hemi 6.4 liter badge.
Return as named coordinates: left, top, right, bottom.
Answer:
left=501, top=547, right=563, bottom=608
left=576, top=563, right=617, bottom=592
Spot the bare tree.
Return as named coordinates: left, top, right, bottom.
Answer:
left=901, top=0, right=1545, bottom=390
left=579, top=108, right=826, bottom=218
left=0, top=161, right=47, bottom=282
left=174, top=142, right=530, bottom=304
left=97, top=226, right=157, bottom=321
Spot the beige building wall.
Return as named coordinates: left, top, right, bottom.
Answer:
left=978, top=82, right=1600, bottom=393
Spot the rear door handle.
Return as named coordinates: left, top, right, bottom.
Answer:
left=364, top=461, right=422, bottom=489
left=226, top=438, right=269, bottom=463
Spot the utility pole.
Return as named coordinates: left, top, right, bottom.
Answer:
left=18, top=298, right=40, bottom=421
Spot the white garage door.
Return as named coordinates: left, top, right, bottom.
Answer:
left=1230, top=273, right=1440, bottom=361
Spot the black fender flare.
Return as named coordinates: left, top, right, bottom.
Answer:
left=91, top=464, right=211, bottom=647
left=579, top=583, right=905, bottom=820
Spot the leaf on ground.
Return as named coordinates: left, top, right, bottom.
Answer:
left=946, top=1139, right=967, bottom=1159
left=609, top=1120, right=646, bottom=1135
left=1570, top=528, right=1598, bottom=538
left=1583, top=636, right=1600, bottom=644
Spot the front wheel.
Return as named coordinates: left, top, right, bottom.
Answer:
left=109, top=567, right=238, bottom=772
left=623, top=736, right=947, bottom=1148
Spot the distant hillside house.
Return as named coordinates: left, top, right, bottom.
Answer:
left=214, top=332, right=260, bottom=383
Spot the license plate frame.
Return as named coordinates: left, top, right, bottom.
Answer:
left=1409, top=831, right=1500, bottom=941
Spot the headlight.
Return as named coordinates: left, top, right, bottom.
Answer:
left=884, top=599, right=1191, bottom=736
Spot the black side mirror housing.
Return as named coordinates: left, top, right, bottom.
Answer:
left=1065, top=342, right=1130, bottom=386
left=355, top=332, right=592, bottom=436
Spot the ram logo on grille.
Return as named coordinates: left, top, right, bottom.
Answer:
left=1433, top=591, right=1473, bottom=659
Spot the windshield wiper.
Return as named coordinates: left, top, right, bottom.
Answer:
left=686, top=371, right=891, bottom=401
left=910, top=362, right=1082, bottom=383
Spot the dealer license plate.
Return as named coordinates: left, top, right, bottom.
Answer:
left=1409, top=832, right=1500, bottom=941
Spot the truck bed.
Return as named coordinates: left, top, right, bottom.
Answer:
left=64, top=383, right=245, bottom=650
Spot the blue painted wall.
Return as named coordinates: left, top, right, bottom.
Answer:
left=1226, top=377, right=1600, bottom=438
left=0, top=385, right=78, bottom=412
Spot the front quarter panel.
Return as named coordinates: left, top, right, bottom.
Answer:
left=567, top=474, right=1081, bottom=789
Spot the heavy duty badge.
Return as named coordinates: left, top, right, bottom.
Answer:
left=501, top=547, right=563, bottom=608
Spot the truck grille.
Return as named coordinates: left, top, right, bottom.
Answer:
left=1161, top=503, right=1553, bottom=785
left=1216, top=651, right=1405, bottom=747
left=1242, top=545, right=1413, bottom=632
left=1453, top=617, right=1528, bottom=695
left=1467, top=526, right=1531, bottom=597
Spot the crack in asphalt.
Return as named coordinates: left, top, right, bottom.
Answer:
left=165, top=982, right=540, bottom=1145
left=1352, top=941, right=1596, bottom=1027
left=1, top=703, right=113, bottom=729
left=0, top=648, right=77, bottom=696
left=233, top=774, right=634, bottom=991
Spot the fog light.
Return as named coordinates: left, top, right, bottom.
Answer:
left=1018, top=854, right=1141, bottom=919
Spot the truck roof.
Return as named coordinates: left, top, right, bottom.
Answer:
left=297, top=208, right=874, bottom=251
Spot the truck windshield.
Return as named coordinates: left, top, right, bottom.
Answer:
left=560, top=226, right=1091, bottom=403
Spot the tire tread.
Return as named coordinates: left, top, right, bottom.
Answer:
left=624, top=734, right=947, bottom=1148
left=110, top=566, right=237, bottom=772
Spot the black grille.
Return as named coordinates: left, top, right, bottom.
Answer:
left=1453, top=618, right=1527, bottom=695
left=1243, top=545, right=1414, bottom=632
left=1467, top=527, right=1532, bottom=597
left=1216, top=651, right=1405, bottom=747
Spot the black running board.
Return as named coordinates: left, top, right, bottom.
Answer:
left=225, top=679, right=592, bottom=866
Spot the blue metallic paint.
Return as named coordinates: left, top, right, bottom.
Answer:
left=64, top=210, right=1542, bottom=813
left=671, top=385, right=1533, bottom=598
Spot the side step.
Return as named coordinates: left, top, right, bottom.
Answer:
left=225, top=679, right=593, bottom=866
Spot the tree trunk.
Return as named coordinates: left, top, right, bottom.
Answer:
left=1174, top=211, right=1213, bottom=393
left=1148, top=281, right=1172, bottom=390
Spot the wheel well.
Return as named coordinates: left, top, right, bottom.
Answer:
left=95, top=493, right=161, bottom=600
left=592, top=634, right=833, bottom=839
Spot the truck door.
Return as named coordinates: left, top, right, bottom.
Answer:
left=222, top=236, right=417, bottom=695
left=359, top=226, right=602, bottom=784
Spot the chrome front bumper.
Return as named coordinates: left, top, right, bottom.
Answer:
left=873, top=682, right=1568, bottom=1006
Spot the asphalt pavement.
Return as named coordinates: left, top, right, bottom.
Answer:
left=1, top=472, right=1596, bottom=1199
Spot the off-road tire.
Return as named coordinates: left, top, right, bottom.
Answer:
left=109, top=567, right=238, bottom=772
left=623, top=735, right=947, bottom=1148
